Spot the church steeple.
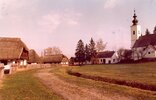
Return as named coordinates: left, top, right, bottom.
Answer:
left=131, top=10, right=141, bottom=48
left=132, top=10, right=138, bottom=25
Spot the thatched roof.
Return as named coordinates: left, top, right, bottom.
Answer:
left=28, top=49, right=40, bottom=63
left=43, top=54, right=66, bottom=63
left=0, top=37, right=29, bottom=60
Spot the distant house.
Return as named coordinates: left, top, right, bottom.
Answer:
left=0, top=37, right=29, bottom=67
left=43, top=54, right=69, bottom=65
left=28, top=49, right=40, bottom=64
left=97, top=51, right=119, bottom=64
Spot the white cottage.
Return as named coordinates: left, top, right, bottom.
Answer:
left=97, top=51, right=119, bottom=64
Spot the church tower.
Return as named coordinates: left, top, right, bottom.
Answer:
left=131, top=10, right=141, bottom=48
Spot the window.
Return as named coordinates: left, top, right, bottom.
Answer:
left=101, top=59, right=103, bottom=62
left=113, top=59, right=115, bottom=62
left=133, top=31, right=135, bottom=35
left=143, top=48, right=146, bottom=51
left=148, top=52, right=150, bottom=54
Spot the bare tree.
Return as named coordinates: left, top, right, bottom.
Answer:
left=96, top=38, right=107, bottom=52
left=52, top=46, right=62, bottom=54
left=44, top=46, right=62, bottom=56
left=117, top=48, right=132, bottom=61
left=117, top=48, right=125, bottom=61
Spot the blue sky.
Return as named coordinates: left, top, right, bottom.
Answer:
left=0, top=0, right=156, bottom=57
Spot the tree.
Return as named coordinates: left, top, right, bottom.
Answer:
left=96, top=38, right=107, bottom=52
left=89, top=38, right=97, bottom=64
left=75, top=39, right=85, bottom=65
left=44, top=46, right=62, bottom=56
left=84, top=44, right=90, bottom=63
left=145, top=29, right=150, bottom=35
left=117, top=48, right=132, bottom=61
left=52, top=46, right=62, bottom=54
left=117, top=48, right=125, bottom=61
left=69, top=57, right=75, bottom=66
left=153, top=26, right=156, bottom=34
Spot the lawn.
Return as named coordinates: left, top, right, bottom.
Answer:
left=0, top=69, right=61, bottom=100
left=50, top=62, right=156, bottom=100
left=71, top=62, right=156, bottom=85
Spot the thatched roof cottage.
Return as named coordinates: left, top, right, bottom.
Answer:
left=42, top=54, right=69, bottom=65
left=0, top=37, right=29, bottom=66
left=28, top=49, right=40, bottom=64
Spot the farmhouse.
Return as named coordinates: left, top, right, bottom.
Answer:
left=130, top=10, right=156, bottom=60
left=0, top=37, right=29, bottom=67
left=97, top=51, right=119, bottom=64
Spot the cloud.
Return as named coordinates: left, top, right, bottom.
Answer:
left=38, top=10, right=81, bottom=33
left=0, top=0, right=38, bottom=18
left=38, top=13, right=61, bottom=33
left=104, top=0, right=119, bottom=9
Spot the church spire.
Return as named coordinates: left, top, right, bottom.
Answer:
left=132, top=10, right=138, bottom=25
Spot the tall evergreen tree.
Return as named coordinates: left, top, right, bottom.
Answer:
left=145, top=29, right=150, bottom=35
left=75, top=39, right=85, bottom=65
left=89, top=38, right=97, bottom=64
left=84, top=44, right=90, bottom=62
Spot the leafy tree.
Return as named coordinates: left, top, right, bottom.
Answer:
left=89, top=38, right=97, bottom=64
left=75, top=39, right=85, bottom=65
left=96, top=38, right=107, bottom=52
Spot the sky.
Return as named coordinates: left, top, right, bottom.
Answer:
left=0, top=0, right=156, bottom=57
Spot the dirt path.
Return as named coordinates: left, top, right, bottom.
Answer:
left=34, top=68, right=136, bottom=100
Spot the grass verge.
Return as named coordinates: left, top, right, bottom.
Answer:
left=0, top=69, right=61, bottom=100
left=50, top=65, right=156, bottom=100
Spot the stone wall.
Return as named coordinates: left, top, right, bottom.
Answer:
left=10, top=64, right=58, bottom=73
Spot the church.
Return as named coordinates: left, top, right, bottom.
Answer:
left=131, top=11, right=156, bottom=60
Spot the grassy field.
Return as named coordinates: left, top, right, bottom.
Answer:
left=71, top=62, right=156, bottom=85
left=0, top=69, right=61, bottom=100
left=50, top=62, right=156, bottom=100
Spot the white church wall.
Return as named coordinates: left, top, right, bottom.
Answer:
left=144, top=48, right=156, bottom=58
left=131, top=25, right=141, bottom=47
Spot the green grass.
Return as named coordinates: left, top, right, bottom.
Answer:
left=0, top=69, right=61, bottom=100
left=50, top=63, right=156, bottom=100
left=71, top=62, right=156, bottom=85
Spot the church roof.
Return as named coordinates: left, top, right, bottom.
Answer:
left=97, top=51, right=115, bottom=58
left=133, top=33, right=156, bottom=48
